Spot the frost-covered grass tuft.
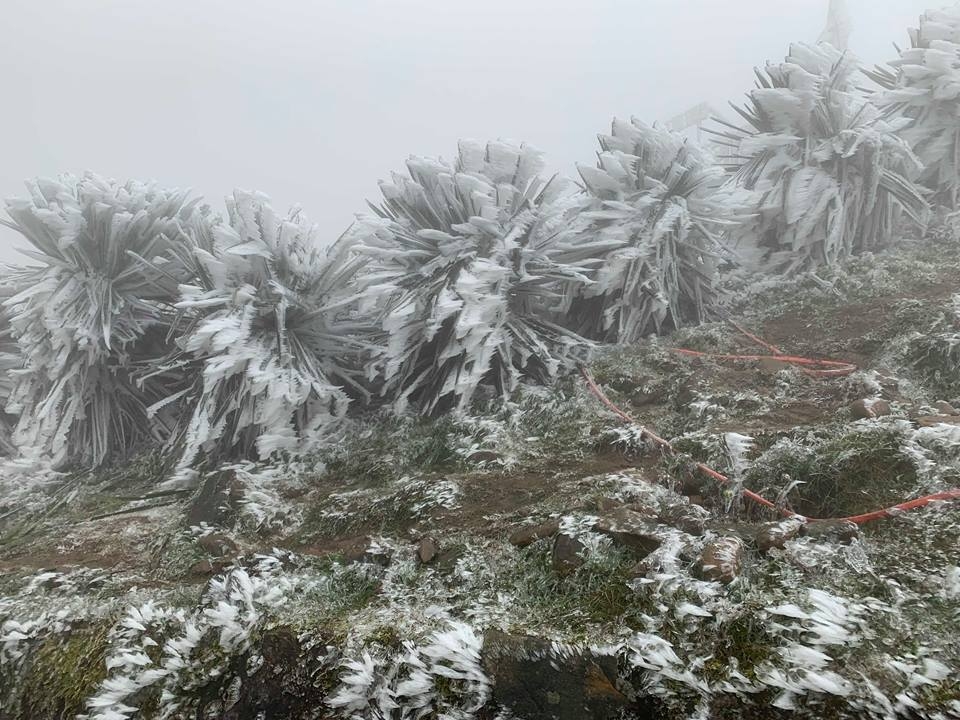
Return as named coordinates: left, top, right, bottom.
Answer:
left=328, top=622, right=489, bottom=720
left=82, top=553, right=295, bottom=720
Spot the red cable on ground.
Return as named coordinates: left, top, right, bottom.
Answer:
left=671, top=320, right=858, bottom=378
left=580, top=322, right=960, bottom=525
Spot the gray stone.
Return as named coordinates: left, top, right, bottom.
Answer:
left=481, top=631, right=629, bottom=720
left=658, top=502, right=710, bottom=535
left=199, top=533, right=239, bottom=558
left=417, top=537, right=438, bottom=564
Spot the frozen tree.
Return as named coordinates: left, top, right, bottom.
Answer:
left=0, top=280, right=19, bottom=456
left=868, top=8, right=960, bottom=209
left=0, top=174, right=203, bottom=468
left=711, top=43, right=929, bottom=273
left=562, top=118, right=749, bottom=343
left=350, top=140, right=594, bottom=415
left=154, top=190, right=374, bottom=467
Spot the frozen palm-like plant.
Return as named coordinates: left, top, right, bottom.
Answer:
left=711, top=43, right=928, bottom=273
left=565, top=118, right=748, bottom=342
left=0, top=280, right=19, bottom=456
left=0, top=174, right=203, bottom=467
left=160, top=190, right=371, bottom=466
left=352, top=140, right=593, bottom=415
left=869, top=9, right=960, bottom=208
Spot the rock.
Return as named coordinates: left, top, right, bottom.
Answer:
left=343, top=538, right=392, bottom=567
left=190, top=560, right=217, bottom=577
left=509, top=519, right=561, bottom=547
left=934, top=400, right=959, bottom=416
left=850, top=398, right=891, bottom=420
left=658, top=503, right=709, bottom=535
left=222, top=627, right=339, bottom=720
left=801, top=519, right=859, bottom=544
left=552, top=533, right=587, bottom=576
left=754, top=517, right=805, bottom=552
left=198, top=533, right=239, bottom=558
left=417, top=537, right=438, bottom=564
left=593, top=508, right=661, bottom=556
left=698, top=537, right=743, bottom=584
left=481, top=631, right=629, bottom=720
left=467, top=449, right=502, bottom=464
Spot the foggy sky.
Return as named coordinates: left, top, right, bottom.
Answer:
left=0, top=0, right=937, bottom=265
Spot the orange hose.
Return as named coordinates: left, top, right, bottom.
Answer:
left=580, top=350, right=960, bottom=526
left=671, top=320, right=858, bottom=377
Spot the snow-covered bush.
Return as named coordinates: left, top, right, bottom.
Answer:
left=564, top=118, right=749, bottom=342
left=869, top=8, right=960, bottom=209
left=0, top=174, right=203, bottom=467
left=156, top=190, right=373, bottom=467
left=0, top=280, right=19, bottom=456
left=713, top=42, right=928, bottom=273
left=350, top=140, right=594, bottom=415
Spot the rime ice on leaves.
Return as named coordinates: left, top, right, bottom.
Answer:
left=351, top=140, right=594, bottom=415
left=713, top=42, right=928, bottom=274
left=870, top=8, right=960, bottom=209
left=156, top=190, right=372, bottom=465
left=0, top=173, right=203, bottom=467
left=565, top=118, right=750, bottom=342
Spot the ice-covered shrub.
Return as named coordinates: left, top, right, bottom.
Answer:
left=713, top=43, right=928, bottom=273
left=350, top=140, right=594, bottom=415
left=869, top=8, right=960, bottom=208
left=0, top=174, right=204, bottom=467
left=564, top=118, right=750, bottom=342
left=0, top=280, right=19, bottom=456
left=154, top=190, right=374, bottom=467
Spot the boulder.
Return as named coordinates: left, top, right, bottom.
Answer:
left=198, top=533, right=239, bottom=558
left=934, top=400, right=959, bottom=416
left=850, top=399, right=891, bottom=420
left=481, top=631, right=629, bottom=720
